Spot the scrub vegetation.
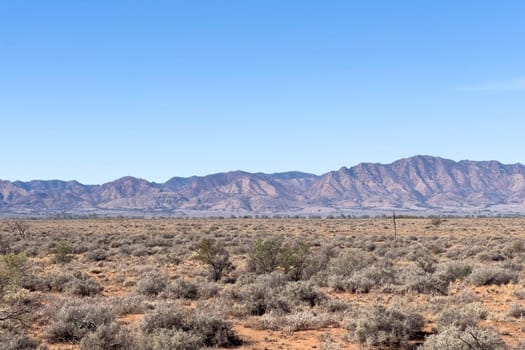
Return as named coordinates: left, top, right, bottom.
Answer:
left=1, top=217, right=525, bottom=349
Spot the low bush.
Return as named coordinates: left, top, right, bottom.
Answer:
left=257, top=310, right=338, bottom=332
left=419, top=325, right=506, bottom=350
left=468, top=266, right=518, bottom=286
left=508, top=303, right=525, bottom=318
left=79, top=322, right=135, bottom=350
left=136, top=274, right=167, bottom=296
left=190, top=311, right=241, bottom=347
left=148, top=329, right=202, bottom=350
left=163, top=279, right=199, bottom=300
left=47, top=301, right=115, bottom=343
left=141, top=303, right=187, bottom=334
left=280, top=281, right=325, bottom=307
left=87, top=249, right=108, bottom=262
left=65, top=272, right=103, bottom=296
left=328, top=274, right=374, bottom=293
left=403, top=271, right=450, bottom=295
left=0, top=331, right=39, bottom=350
left=140, top=302, right=240, bottom=347
left=22, top=271, right=102, bottom=296
left=327, top=254, right=394, bottom=293
left=330, top=250, right=375, bottom=277
left=436, top=303, right=487, bottom=331
left=349, top=305, right=424, bottom=348
left=228, top=278, right=290, bottom=316
left=109, top=295, right=147, bottom=316
left=436, top=261, right=472, bottom=282
left=416, top=255, right=438, bottom=274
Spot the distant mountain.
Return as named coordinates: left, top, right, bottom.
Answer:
left=2, top=156, right=525, bottom=217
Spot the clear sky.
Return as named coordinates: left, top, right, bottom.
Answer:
left=1, top=1, right=524, bottom=184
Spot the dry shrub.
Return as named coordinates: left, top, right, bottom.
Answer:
left=468, top=266, right=518, bottom=286
left=47, top=300, right=115, bottom=343
left=140, top=302, right=240, bottom=348
left=508, top=303, right=525, bottom=318
left=147, top=329, right=202, bottom=350
left=162, top=278, right=219, bottom=300
left=79, top=322, right=135, bottom=350
left=419, top=325, right=506, bottom=350
left=136, top=274, right=167, bottom=296
left=256, top=310, right=338, bottom=332
left=0, top=331, right=39, bottom=350
left=436, top=303, right=487, bottom=331
left=349, top=305, right=424, bottom=348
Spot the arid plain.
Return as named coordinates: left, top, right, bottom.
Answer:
left=2, top=217, right=525, bottom=349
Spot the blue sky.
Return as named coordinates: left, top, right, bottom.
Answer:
left=1, top=1, right=524, bottom=184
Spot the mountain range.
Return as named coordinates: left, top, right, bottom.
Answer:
left=2, top=156, right=525, bottom=217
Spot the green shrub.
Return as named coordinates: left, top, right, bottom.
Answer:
left=194, top=238, right=233, bottom=281
left=280, top=240, right=311, bottom=281
left=0, top=253, right=26, bottom=291
left=54, top=242, right=73, bottom=263
left=247, top=238, right=283, bottom=274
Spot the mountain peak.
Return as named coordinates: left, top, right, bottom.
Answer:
left=2, top=156, right=525, bottom=216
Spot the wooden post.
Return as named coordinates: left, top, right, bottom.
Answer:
left=392, top=211, right=397, bottom=241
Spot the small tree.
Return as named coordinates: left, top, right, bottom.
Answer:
left=280, top=240, right=310, bottom=281
left=0, top=253, right=27, bottom=293
left=247, top=238, right=282, bottom=274
left=0, top=253, right=29, bottom=326
left=7, top=221, right=29, bottom=239
left=195, top=239, right=233, bottom=282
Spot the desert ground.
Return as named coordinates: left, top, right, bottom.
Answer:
left=1, top=217, right=525, bottom=349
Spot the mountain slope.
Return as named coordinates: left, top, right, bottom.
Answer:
left=2, top=156, right=525, bottom=216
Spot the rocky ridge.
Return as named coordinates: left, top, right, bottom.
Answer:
left=2, top=156, right=525, bottom=216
